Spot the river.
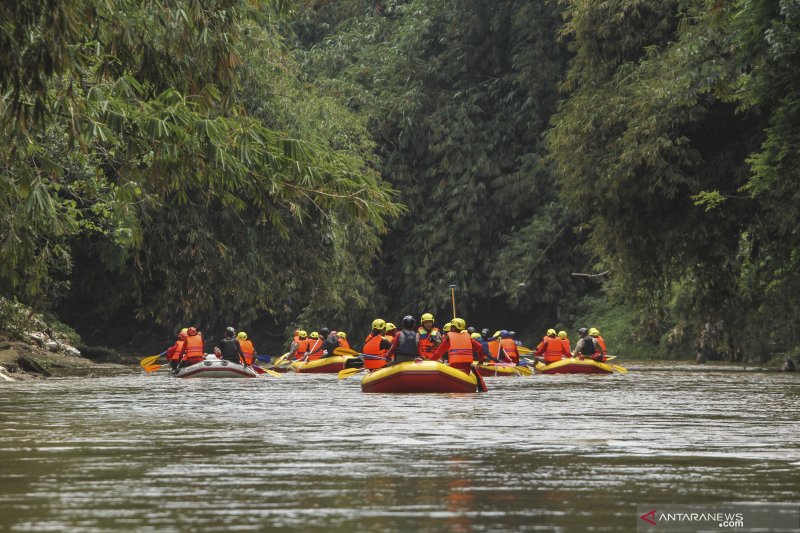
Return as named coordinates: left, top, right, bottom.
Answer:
left=1, top=362, right=798, bottom=532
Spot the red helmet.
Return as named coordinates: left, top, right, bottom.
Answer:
left=179, top=332, right=188, bottom=340
left=187, top=327, right=198, bottom=336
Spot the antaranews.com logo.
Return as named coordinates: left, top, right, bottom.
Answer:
left=636, top=504, right=799, bottom=532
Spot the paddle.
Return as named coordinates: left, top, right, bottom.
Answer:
left=144, top=363, right=166, bottom=373
left=337, top=367, right=364, bottom=380
left=610, top=363, right=628, bottom=374
left=139, top=354, right=161, bottom=368
left=517, top=346, right=533, bottom=355
left=252, top=364, right=281, bottom=378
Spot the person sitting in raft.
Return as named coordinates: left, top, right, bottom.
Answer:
left=290, top=331, right=309, bottom=360
left=432, top=318, right=485, bottom=372
left=236, top=332, right=255, bottom=367
left=478, top=328, right=501, bottom=363
left=336, top=331, right=351, bottom=350
left=496, top=330, right=520, bottom=364
left=363, top=319, right=393, bottom=370
left=305, top=331, right=325, bottom=360
left=534, top=329, right=571, bottom=364
left=160, top=328, right=188, bottom=370
left=321, top=328, right=341, bottom=358
left=385, top=323, right=398, bottom=338
left=558, top=330, right=571, bottom=354
left=176, top=326, right=205, bottom=368
left=386, top=315, right=421, bottom=365
left=573, top=328, right=603, bottom=361
left=417, top=313, right=441, bottom=360
left=217, top=326, right=245, bottom=364
left=589, top=327, right=607, bottom=357
left=509, top=331, right=522, bottom=346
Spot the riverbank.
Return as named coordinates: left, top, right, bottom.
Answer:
left=0, top=340, right=131, bottom=381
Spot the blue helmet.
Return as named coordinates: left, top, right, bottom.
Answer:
left=500, top=330, right=510, bottom=338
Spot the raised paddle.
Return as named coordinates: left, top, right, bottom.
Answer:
left=139, top=354, right=161, bottom=368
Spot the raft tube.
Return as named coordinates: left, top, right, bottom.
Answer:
left=175, top=357, right=259, bottom=379
left=290, top=355, right=353, bottom=374
left=475, top=362, right=527, bottom=377
left=361, top=360, right=478, bottom=393
left=535, top=357, right=613, bottom=375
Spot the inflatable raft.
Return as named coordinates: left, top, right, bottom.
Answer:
left=289, top=355, right=353, bottom=374
left=175, top=357, right=260, bottom=379
left=361, top=360, right=479, bottom=393
left=475, top=362, right=532, bottom=377
left=535, top=357, right=613, bottom=375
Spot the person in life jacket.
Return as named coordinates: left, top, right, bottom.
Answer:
left=385, top=323, right=398, bottom=338
left=363, top=318, right=393, bottom=370
left=337, top=331, right=351, bottom=350
left=589, top=327, right=607, bottom=357
left=305, top=332, right=325, bottom=360
left=290, top=331, right=310, bottom=360
left=161, top=329, right=188, bottom=370
left=417, top=312, right=441, bottom=360
left=321, top=328, right=341, bottom=358
left=534, top=328, right=571, bottom=364
left=558, top=330, right=571, bottom=354
left=387, top=315, right=421, bottom=365
left=573, top=328, right=602, bottom=361
left=237, top=331, right=255, bottom=366
left=177, top=326, right=205, bottom=367
left=432, top=318, right=485, bottom=372
left=496, top=330, right=520, bottom=364
left=217, top=326, right=245, bottom=364
left=509, top=331, right=522, bottom=346
left=478, top=328, right=500, bottom=363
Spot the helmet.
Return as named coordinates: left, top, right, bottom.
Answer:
left=578, top=327, right=588, bottom=336
left=421, top=313, right=434, bottom=323
left=187, top=327, right=198, bottom=336
left=589, top=327, right=600, bottom=336
left=500, top=329, right=510, bottom=338
left=372, top=318, right=386, bottom=331
left=509, top=331, right=517, bottom=338
left=237, top=331, right=247, bottom=340
left=467, top=326, right=475, bottom=334
left=337, top=331, right=347, bottom=339
left=492, top=331, right=501, bottom=339
left=320, top=327, right=330, bottom=337
left=547, top=328, right=557, bottom=337
left=385, top=323, right=397, bottom=332
left=402, top=315, right=415, bottom=329
left=451, top=318, right=466, bottom=331
left=180, top=328, right=188, bottom=334
left=480, top=328, right=490, bottom=338
left=443, top=322, right=452, bottom=332
left=471, top=332, right=482, bottom=340
left=178, top=332, right=188, bottom=340
left=310, top=331, right=319, bottom=339
left=558, top=330, right=568, bottom=340
left=225, top=326, right=236, bottom=337
left=298, top=330, right=308, bottom=338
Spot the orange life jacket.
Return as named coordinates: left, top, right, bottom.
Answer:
left=363, top=333, right=388, bottom=370
left=560, top=338, right=571, bottom=355
left=293, top=338, right=309, bottom=359
left=539, top=336, right=566, bottom=363
left=487, top=340, right=500, bottom=359
left=168, top=340, right=184, bottom=362
left=239, top=339, right=255, bottom=365
left=446, top=332, right=474, bottom=366
left=306, top=338, right=324, bottom=360
left=183, top=334, right=204, bottom=362
left=339, top=338, right=351, bottom=350
left=498, top=338, right=519, bottom=363
left=594, top=336, right=607, bottom=355
left=417, top=327, right=440, bottom=359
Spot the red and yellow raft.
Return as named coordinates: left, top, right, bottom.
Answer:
left=361, top=360, right=479, bottom=393
left=289, top=355, right=353, bottom=374
left=474, top=362, right=533, bottom=377
left=535, top=357, right=613, bottom=375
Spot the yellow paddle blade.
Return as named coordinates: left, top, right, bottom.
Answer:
left=611, top=364, right=628, bottom=374
left=535, top=361, right=546, bottom=372
left=337, top=367, right=363, bottom=380
left=264, top=368, right=281, bottom=377
left=605, top=355, right=617, bottom=361
left=517, top=346, right=533, bottom=355
left=514, top=365, right=534, bottom=376
left=139, top=355, right=161, bottom=368
left=144, top=364, right=163, bottom=373
left=333, top=346, right=359, bottom=357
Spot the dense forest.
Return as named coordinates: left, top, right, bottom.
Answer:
left=1, top=0, right=798, bottom=362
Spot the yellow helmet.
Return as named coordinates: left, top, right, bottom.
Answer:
left=180, top=327, right=188, bottom=334
left=371, top=318, right=386, bottom=331
left=310, top=331, right=319, bottom=339
left=237, top=332, right=247, bottom=340
left=337, top=331, right=347, bottom=339
left=492, top=330, right=501, bottom=339
left=385, top=323, right=397, bottom=331
left=558, top=330, right=568, bottom=340
left=589, top=327, right=600, bottom=336
left=547, top=328, right=557, bottom=337
left=451, top=317, right=466, bottom=331
left=443, top=322, right=452, bottom=332
left=421, top=313, right=434, bottom=323
left=471, top=332, right=481, bottom=340
left=298, top=330, right=308, bottom=338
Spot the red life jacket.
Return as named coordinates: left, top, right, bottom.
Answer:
left=417, top=327, right=440, bottom=359
left=293, top=338, right=309, bottom=359
left=363, top=333, right=388, bottom=370
left=183, top=334, right=204, bottom=363
left=306, top=339, right=324, bottom=360
left=540, top=336, right=567, bottom=363
left=498, top=338, right=519, bottom=363
left=446, top=332, right=474, bottom=366
left=487, top=340, right=500, bottom=359
left=167, top=340, right=184, bottom=362
left=594, top=336, right=607, bottom=355
left=239, top=339, right=255, bottom=365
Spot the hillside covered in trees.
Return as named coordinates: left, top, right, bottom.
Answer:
left=1, top=0, right=798, bottom=362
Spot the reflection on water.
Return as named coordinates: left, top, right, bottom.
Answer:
left=0, top=363, right=798, bottom=532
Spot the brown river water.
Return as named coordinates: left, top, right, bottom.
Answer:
left=0, top=362, right=798, bottom=532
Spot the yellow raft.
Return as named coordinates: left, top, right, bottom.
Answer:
left=361, top=360, right=479, bottom=393
left=475, top=362, right=533, bottom=377
left=535, top=357, right=613, bottom=375
left=289, top=355, right=353, bottom=374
